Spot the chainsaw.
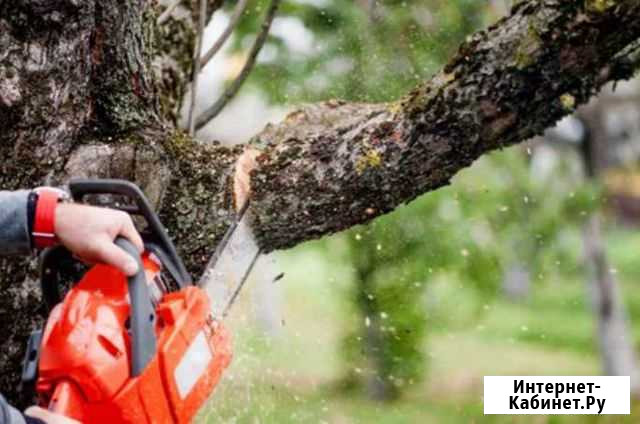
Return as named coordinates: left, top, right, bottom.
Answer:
left=20, top=179, right=261, bottom=423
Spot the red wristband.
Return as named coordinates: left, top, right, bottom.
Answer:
left=33, top=189, right=60, bottom=249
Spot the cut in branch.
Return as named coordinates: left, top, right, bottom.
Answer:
left=200, top=0, right=250, bottom=69
left=187, top=0, right=208, bottom=135
left=195, top=0, right=281, bottom=130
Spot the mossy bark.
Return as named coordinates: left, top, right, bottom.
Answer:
left=0, top=0, right=639, bottom=405
left=249, top=0, right=640, bottom=250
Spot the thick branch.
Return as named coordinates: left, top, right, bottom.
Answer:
left=156, top=1, right=640, bottom=263
left=245, top=0, right=640, bottom=251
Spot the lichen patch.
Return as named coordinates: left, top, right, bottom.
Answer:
left=585, top=0, right=617, bottom=13
left=356, top=149, right=382, bottom=175
left=560, top=93, right=576, bottom=110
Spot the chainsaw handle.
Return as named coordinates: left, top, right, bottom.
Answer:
left=47, top=380, right=85, bottom=420
left=68, top=178, right=191, bottom=287
left=115, top=237, right=156, bottom=376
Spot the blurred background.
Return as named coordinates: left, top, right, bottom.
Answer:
left=181, top=0, right=640, bottom=421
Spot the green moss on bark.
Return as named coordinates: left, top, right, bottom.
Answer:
left=159, top=131, right=243, bottom=274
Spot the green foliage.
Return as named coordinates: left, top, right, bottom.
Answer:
left=331, top=147, right=601, bottom=398
left=207, top=224, right=640, bottom=422
left=225, top=0, right=488, bottom=103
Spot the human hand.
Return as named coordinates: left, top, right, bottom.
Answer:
left=54, top=203, right=144, bottom=276
left=24, top=406, right=79, bottom=423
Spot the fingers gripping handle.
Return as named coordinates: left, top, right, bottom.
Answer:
left=68, top=178, right=191, bottom=286
left=115, top=237, right=156, bottom=376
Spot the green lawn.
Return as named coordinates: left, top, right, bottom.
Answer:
left=199, top=230, right=640, bottom=423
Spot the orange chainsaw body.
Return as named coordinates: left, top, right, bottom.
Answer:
left=36, top=253, right=232, bottom=423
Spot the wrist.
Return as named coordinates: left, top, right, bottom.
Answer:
left=53, top=202, right=73, bottom=238
left=30, top=187, right=70, bottom=250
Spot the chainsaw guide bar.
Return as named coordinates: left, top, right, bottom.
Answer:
left=199, top=201, right=262, bottom=319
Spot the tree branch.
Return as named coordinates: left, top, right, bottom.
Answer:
left=187, top=0, right=208, bottom=135
left=200, top=0, right=250, bottom=69
left=157, top=0, right=182, bottom=24
left=243, top=0, right=640, bottom=251
left=195, top=0, right=281, bottom=129
left=611, top=39, right=640, bottom=76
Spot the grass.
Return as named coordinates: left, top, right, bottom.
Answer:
left=198, top=229, right=640, bottom=423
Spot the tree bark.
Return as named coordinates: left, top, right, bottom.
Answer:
left=1, top=0, right=640, bottom=404
left=247, top=1, right=640, bottom=250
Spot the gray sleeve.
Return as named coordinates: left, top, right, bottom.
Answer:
left=0, top=190, right=31, bottom=256
left=0, top=393, right=28, bottom=424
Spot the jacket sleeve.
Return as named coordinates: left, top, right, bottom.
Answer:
left=0, top=393, right=28, bottom=424
left=0, top=190, right=31, bottom=256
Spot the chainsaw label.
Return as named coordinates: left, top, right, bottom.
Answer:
left=174, top=331, right=213, bottom=398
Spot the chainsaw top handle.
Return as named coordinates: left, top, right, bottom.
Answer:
left=68, top=178, right=191, bottom=286
left=115, top=236, right=157, bottom=376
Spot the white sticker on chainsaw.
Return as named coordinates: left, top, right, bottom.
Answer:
left=174, top=331, right=213, bottom=398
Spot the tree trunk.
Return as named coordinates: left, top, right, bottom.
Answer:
left=1, top=0, right=640, bottom=404
left=502, top=262, right=530, bottom=301
left=356, top=276, right=398, bottom=402
left=577, top=103, right=640, bottom=392
left=583, top=214, right=640, bottom=391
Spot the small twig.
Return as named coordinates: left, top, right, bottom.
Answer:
left=610, top=39, right=640, bottom=81
left=195, top=0, right=281, bottom=130
left=157, top=0, right=182, bottom=24
left=367, top=0, right=381, bottom=22
left=200, top=0, right=250, bottom=69
left=625, top=41, right=640, bottom=69
left=187, top=0, right=208, bottom=136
